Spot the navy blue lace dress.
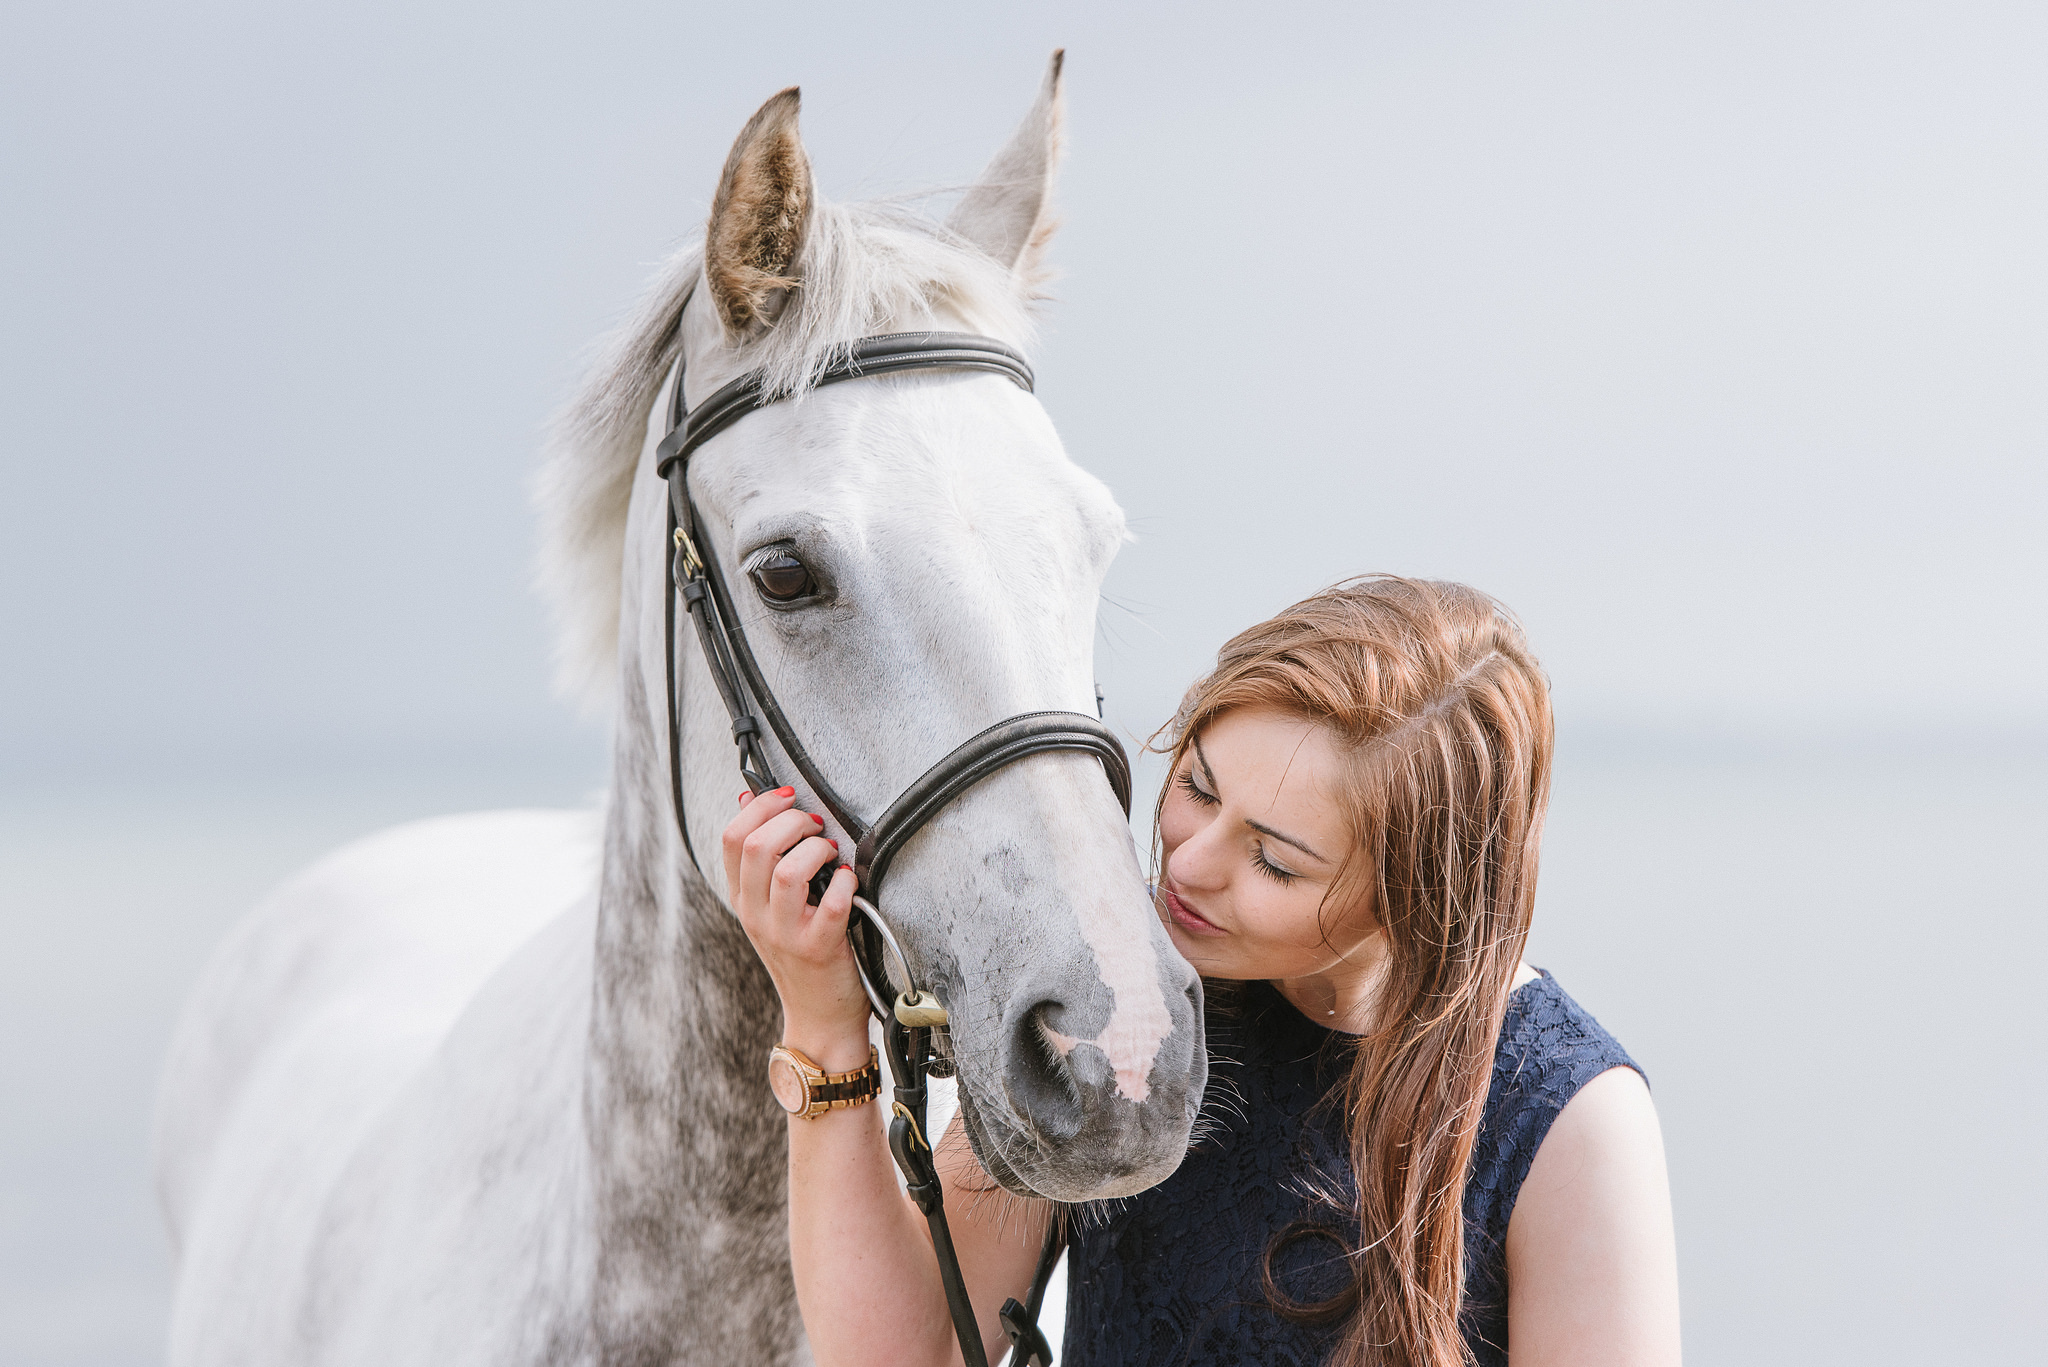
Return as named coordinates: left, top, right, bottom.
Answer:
left=1062, top=970, right=1640, bottom=1366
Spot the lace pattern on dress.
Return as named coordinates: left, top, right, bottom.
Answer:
left=1062, top=971, right=1641, bottom=1367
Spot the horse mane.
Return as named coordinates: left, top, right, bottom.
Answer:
left=534, top=198, right=1040, bottom=712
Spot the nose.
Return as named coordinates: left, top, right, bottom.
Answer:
left=1165, top=821, right=1234, bottom=896
left=993, top=968, right=1206, bottom=1200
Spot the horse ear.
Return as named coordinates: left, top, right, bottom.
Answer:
left=948, top=50, right=1066, bottom=280
left=706, top=88, right=814, bottom=335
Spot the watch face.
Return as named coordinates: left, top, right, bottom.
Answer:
left=768, top=1052, right=809, bottom=1114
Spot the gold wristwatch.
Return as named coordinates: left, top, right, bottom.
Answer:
left=767, top=1044, right=881, bottom=1119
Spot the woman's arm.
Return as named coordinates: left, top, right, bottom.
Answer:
left=724, top=788, right=1049, bottom=1367
left=1504, top=1066, right=1681, bottom=1366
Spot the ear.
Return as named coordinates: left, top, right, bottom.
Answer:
left=948, top=50, right=1066, bottom=279
left=706, top=87, right=814, bottom=335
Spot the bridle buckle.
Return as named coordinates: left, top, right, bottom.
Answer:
left=672, top=525, right=704, bottom=580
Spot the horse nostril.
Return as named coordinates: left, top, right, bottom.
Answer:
left=1001, top=998, right=1087, bottom=1142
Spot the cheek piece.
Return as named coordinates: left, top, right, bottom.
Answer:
left=657, top=285, right=1131, bottom=1367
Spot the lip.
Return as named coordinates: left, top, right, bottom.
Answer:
left=1161, top=886, right=1225, bottom=937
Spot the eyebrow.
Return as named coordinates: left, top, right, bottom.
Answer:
left=1190, top=734, right=1332, bottom=865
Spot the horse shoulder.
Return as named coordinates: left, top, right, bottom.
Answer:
left=157, top=807, right=600, bottom=1364
left=298, top=894, right=602, bottom=1366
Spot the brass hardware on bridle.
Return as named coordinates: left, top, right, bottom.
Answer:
left=656, top=288, right=1127, bottom=1367
left=893, top=992, right=950, bottom=1030
left=851, top=894, right=952, bottom=1028
left=671, top=525, right=704, bottom=580
left=889, top=1100, right=929, bottom=1147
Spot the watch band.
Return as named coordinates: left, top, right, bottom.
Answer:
left=770, top=1044, right=881, bottom=1120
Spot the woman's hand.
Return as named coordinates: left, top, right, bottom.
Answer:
left=722, top=787, right=871, bottom=1068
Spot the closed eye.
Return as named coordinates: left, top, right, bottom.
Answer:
left=1250, top=846, right=1299, bottom=884
left=1176, top=770, right=1218, bottom=806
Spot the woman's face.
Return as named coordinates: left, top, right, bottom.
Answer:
left=1158, top=707, right=1382, bottom=1004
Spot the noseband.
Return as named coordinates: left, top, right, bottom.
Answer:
left=657, top=297, right=1128, bottom=1367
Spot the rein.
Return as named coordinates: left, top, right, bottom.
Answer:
left=658, top=299, right=1130, bottom=1367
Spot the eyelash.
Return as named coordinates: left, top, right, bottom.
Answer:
left=1251, top=848, right=1298, bottom=885
left=1178, top=771, right=1298, bottom=884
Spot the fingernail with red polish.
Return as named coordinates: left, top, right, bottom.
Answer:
left=825, top=839, right=838, bottom=851
left=738, top=791, right=751, bottom=805
left=812, top=814, right=826, bottom=827
left=777, top=786, right=796, bottom=798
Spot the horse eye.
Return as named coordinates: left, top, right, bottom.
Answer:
left=751, top=552, right=816, bottom=602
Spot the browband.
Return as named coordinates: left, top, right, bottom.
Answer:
left=656, top=331, right=1035, bottom=480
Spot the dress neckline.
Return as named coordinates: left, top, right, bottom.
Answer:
left=1250, top=969, right=1553, bottom=1040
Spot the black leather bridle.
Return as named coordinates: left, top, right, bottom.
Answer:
left=656, top=296, right=1129, bottom=1367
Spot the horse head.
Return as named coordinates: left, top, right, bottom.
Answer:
left=565, top=57, right=1206, bottom=1204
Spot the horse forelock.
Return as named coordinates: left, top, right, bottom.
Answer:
left=534, top=199, right=1039, bottom=715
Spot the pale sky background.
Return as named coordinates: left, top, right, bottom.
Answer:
left=4, top=4, right=2047, bottom=1364
left=5, top=0, right=2044, bottom=782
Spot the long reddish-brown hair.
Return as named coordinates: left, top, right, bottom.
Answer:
left=1152, top=576, right=1553, bottom=1367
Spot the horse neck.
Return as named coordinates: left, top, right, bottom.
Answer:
left=580, top=469, right=802, bottom=1360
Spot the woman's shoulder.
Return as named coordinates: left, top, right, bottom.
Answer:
left=1467, top=970, right=1643, bottom=1233
left=1494, top=970, right=1641, bottom=1101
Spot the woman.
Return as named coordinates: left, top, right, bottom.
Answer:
left=724, top=576, right=1681, bottom=1366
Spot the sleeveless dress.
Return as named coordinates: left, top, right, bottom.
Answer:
left=1062, top=970, right=1641, bottom=1366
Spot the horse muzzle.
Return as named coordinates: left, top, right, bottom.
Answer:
left=961, top=960, right=1206, bottom=1203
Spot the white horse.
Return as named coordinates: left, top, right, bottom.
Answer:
left=153, top=56, right=1204, bottom=1365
